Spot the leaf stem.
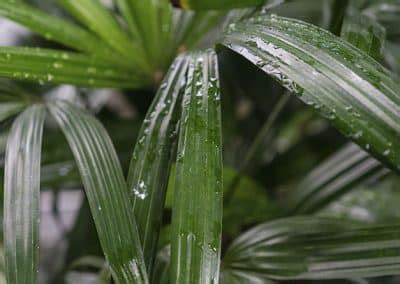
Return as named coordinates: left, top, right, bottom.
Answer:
left=224, top=92, right=291, bottom=204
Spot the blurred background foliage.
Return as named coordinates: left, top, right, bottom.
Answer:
left=0, top=0, right=399, bottom=283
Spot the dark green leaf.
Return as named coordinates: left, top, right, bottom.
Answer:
left=219, top=14, right=400, bottom=173
left=170, top=50, right=223, bottom=283
left=48, top=101, right=148, bottom=283
left=4, top=105, right=46, bottom=284
left=127, top=55, right=188, bottom=274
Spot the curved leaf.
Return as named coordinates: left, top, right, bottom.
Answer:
left=170, top=50, right=223, bottom=283
left=0, top=47, right=142, bottom=88
left=285, top=143, right=387, bottom=214
left=223, top=217, right=400, bottom=280
left=127, top=55, right=188, bottom=274
left=4, top=105, right=46, bottom=284
left=219, top=14, right=400, bottom=173
left=48, top=101, right=148, bottom=283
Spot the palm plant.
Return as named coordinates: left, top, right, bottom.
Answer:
left=0, top=0, right=400, bottom=283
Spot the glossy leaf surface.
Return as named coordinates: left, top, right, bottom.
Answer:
left=223, top=217, right=400, bottom=280
left=0, top=47, right=141, bottom=88
left=219, top=14, right=400, bottom=173
left=127, top=55, right=188, bottom=274
left=48, top=101, right=148, bottom=283
left=4, top=105, right=46, bottom=284
left=170, top=51, right=223, bottom=283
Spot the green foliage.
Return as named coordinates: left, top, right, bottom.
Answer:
left=0, top=0, right=400, bottom=283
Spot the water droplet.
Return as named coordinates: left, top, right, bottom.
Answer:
left=133, top=180, right=148, bottom=200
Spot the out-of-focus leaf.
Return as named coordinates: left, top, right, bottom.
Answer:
left=385, top=42, right=400, bottom=75
left=363, top=1, right=400, bottom=39
left=173, top=10, right=225, bottom=52
left=152, top=246, right=170, bottom=284
left=124, top=0, right=174, bottom=69
left=223, top=217, right=400, bottom=281
left=48, top=101, right=148, bottom=283
left=285, top=143, right=386, bottom=214
left=320, top=174, right=400, bottom=222
left=4, top=105, right=46, bottom=284
left=328, top=0, right=349, bottom=35
left=0, top=47, right=142, bottom=88
left=341, top=8, right=386, bottom=59
left=57, top=0, right=149, bottom=72
left=171, top=0, right=266, bottom=10
left=219, top=14, right=400, bottom=173
left=0, top=1, right=128, bottom=68
left=127, top=55, right=188, bottom=274
left=170, top=51, right=223, bottom=283
left=0, top=102, right=25, bottom=122
left=222, top=167, right=277, bottom=236
left=224, top=92, right=290, bottom=205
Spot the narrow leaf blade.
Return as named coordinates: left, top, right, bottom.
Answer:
left=170, top=50, right=223, bottom=283
left=48, top=101, right=148, bottom=283
left=0, top=1, right=128, bottom=68
left=0, top=47, right=142, bottom=88
left=58, top=0, right=149, bottom=72
left=4, top=105, right=46, bottom=284
left=127, top=55, right=188, bottom=274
